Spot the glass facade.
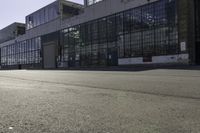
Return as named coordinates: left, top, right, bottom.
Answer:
left=26, top=2, right=59, bottom=30
left=60, top=0, right=178, bottom=67
left=1, top=37, right=41, bottom=66
left=1, top=0, right=179, bottom=68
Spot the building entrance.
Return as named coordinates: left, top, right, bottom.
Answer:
left=68, top=52, right=76, bottom=67
left=107, top=48, right=118, bottom=66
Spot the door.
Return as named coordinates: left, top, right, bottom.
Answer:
left=107, top=48, right=118, bottom=66
left=43, top=43, right=56, bottom=69
left=68, top=52, right=76, bottom=67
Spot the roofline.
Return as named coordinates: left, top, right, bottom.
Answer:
left=62, top=0, right=84, bottom=7
left=25, top=1, right=58, bottom=18
left=0, top=22, right=25, bottom=31
left=25, top=0, right=84, bottom=18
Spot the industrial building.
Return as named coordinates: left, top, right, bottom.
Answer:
left=0, top=0, right=199, bottom=69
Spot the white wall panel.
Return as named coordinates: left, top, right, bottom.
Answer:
left=118, top=54, right=189, bottom=65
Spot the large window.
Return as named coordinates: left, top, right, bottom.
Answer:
left=132, top=8, right=142, bottom=32
left=60, top=0, right=178, bottom=67
left=107, top=15, right=116, bottom=42
left=26, top=2, right=59, bottom=30
left=2, top=0, right=178, bottom=68
left=130, top=32, right=142, bottom=57
left=98, top=18, right=107, bottom=43
left=142, top=3, right=155, bottom=30
left=1, top=37, right=41, bottom=66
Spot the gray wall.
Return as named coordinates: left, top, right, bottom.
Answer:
left=177, top=0, right=196, bottom=64
left=0, top=23, right=25, bottom=44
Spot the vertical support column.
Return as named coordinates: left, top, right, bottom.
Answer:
left=194, top=0, right=200, bottom=64
left=84, top=0, right=88, bottom=7
left=177, top=0, right=196, bottom=64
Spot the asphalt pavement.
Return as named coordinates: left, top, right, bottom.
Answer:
left=0, top=69, right=200, bottom=133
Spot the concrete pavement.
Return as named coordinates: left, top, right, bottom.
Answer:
left=0, top=69, right=200, bottom=133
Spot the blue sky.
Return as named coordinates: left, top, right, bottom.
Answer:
left=0, top=0, right=83, bottom=29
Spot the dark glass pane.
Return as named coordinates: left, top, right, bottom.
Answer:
left=116, top=13, right=123, bottom=35
left=142, top=4, right=155, bottom=30
left=143, top=30, right=155, bottom=56
left=124, top=10, right=132, bottom=33
left=132, top=8, right=142, bottom=31
left=154, top=27, right=168, bottom=55
left=124, top=33, right=131, bottom=57
left=131, top=32, right=142, bottom=57
left=107, top=15, right=116, bottom=42
left=98, top=18, right=107, bottom=43
left=154, top=0, right=168, bottom=27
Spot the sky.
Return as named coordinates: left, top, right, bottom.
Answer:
left=0, top=0, right=83, bottom=29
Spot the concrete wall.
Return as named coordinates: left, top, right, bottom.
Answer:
left=16, top=18, right=61, bottom=42
left=0, top=23, right=25, bottom=44
left=0, top=39, right=15, bottom=48
left=177, top=0, right=196, bottom=64
left=119, top=54, right=189, bottom=65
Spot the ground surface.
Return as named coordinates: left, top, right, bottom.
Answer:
left=0, top=69, right=200, bottom=133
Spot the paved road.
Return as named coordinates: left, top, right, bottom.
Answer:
left=0, top=69, right=200, bottom=133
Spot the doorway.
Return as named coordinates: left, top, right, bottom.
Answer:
left=107, top=48, right=118, bottom=66
left=68, top=52, right=76, bottom=67
left=43, top=43, right=56, bottom=69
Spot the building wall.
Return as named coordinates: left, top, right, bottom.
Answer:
left=1, top=0, right=194, bottom=69
left=26, top=1, right=59, bottom=30
left=194, top=0, right=200, bottom=64
left=0, top=23, right=25, bottom=44
left=17, top=18, right=61, bottom=42
left=0, top=39, right=15, bottom=48
left=61, top=0, right=159, bottom=29
left=0, top=37, right=41, bottom=68
left=59, top=0, right=186, bottom=67
left=119, top=54, right=189, bottom=65
left=1, top=0, right=159, bottom=44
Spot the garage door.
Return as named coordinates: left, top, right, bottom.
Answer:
left=43, top=43, right=56, bottom=69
